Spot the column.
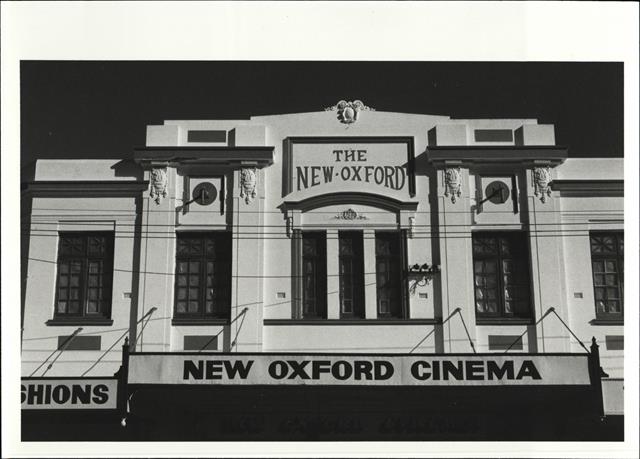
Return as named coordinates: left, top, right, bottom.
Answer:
left=363, top=229, right=377, bottom=319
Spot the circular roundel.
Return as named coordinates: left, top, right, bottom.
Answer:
left=192, top=182, right=218, bottom=206
left=485, top=181, right=510, bottom=204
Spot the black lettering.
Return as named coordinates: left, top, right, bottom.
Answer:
left=269, top=361, right=288, bottom=379
left=45, top=384, right=52, bottom=403
left=374, top=361, right=394, bottom=380
left=465, top=361, right=485, bottom=380
left=312, top=360, right=332, bottom=379
left=21, top=385, right=26, bottom=404
left=351, top=166, right=363, bottom=181
left=287, top=360, right=310, bottom=379
left=364, top=166, right=374, bottom=182
left=333, top=150, right=343, bottom=161
left=487, top=360, right=514, bottom=380
left=311, top=167, right=321, bottom=187
left=442, top=361, right=464, bottom=380
left=345, top=150, right=356, bottom=162
left=206, top=360, right=223, bottom=380
left=395, top=166, right=406, bottom=190
left=353, top=361, right=373, bottom=380
left=296, top=166, right=309, bottom=191
left=331, top=361, right=353, bottom=380
left=322, top=166, right=334, bottom=183
left=92, top=384, right=109, bottom=404
left=27, top=384, right=44, bottom=405
left=224, top=360, right=254, bottom=379
left=411, top=361, right=430, bottom=381
left=71, top=384, right=92, bottom=404
left=432, top=360, right=440, bottom=380
left=340, top=166, right=351, bottom=181
left=184, top=360, right=204, bottom=380
left=374, top=167, right=385, bottom=185
left=52, top=385, right=71, bottom=404
left=357, top=150, right=367, bottom=161
left=516, top=360, right=542, bottom=380
left=384, top=166, right=395, bottom=188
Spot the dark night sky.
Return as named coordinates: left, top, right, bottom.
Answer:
left=20, top=61, right=623, bottom=175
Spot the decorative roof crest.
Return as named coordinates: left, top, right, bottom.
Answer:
left=324, top=100, right=374, bottom=124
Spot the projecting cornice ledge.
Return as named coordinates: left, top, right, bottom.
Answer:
left=551, top=179, right=624, bottom=197
left=133, top=146, right=275, bottom=167
left=426, top=146, right=568, bottom=168
left=23, top=180, right=149, bottom=196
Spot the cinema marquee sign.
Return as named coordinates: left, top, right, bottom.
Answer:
left=21, top=378, right=118, bottom=410
left=284, top=137, right=416, bottom=197
left=128, top=354, right=591, bottom=387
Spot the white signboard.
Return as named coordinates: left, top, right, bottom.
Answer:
left=21, top=378, right=118, bottom=410
left=128, top=354, right=591, bottom=387
left=286, top=139, right=415, bottom=199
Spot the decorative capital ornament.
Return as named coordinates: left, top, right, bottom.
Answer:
left=240, top=168, right=257, bottom=204
left=325, top=100, right=374, bottom=124
left=533, top=167, right=552, bottom=203
left=444, top=167, right=463, bottom=203
left=149, top=168, right=168, bottom=205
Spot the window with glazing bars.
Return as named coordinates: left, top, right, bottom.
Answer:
left=301, top=232, right=327, bottom=318
left=590, top=232, right=623, bottom=321
left=472, top=232, right=532, bottom=319
left=174, top=232, right=231, bottom=319
left=339, top=231, right=365, bottom=318
left=375, top=231, right=406, bottom=318
left=55, top=232, right=114, bottom=319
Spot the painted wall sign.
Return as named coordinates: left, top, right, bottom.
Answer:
left=21, top=378, right=118, bottom=410
left=128, top=353, right=591, bottom=387
left=284, top=138, right=416, bottom=198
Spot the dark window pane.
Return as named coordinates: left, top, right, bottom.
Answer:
left=300, top=232, right=326, bottom=318
left=55, top=233, right=113, bottom=320
left=472, top=232, right=531, bottom=320
left=174, top=232, right=232, bottom=319
left=375, top=232, right=404, bottom=318
left=339, top=232, right=364, bottom=318
left=590, top=232, right=624, bottom=320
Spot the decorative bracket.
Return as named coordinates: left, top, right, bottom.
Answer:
left=444, top=167, right=463, bottom=203
left=149, top=168, right=168, bottom=205
left=240, top=167, right=257, bottom=204
left=533, top=166, right=552, bottom=203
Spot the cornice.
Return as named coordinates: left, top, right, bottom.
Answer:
left=426, top=146, right=568, bottom=167
left=24, top=180, right=149, bottom=196
left=133, top=146, right=274, bottom=167
left=551, top=179, right=623, bottom=196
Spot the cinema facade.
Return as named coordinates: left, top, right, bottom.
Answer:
left=21, top=102, right=624, bottom=440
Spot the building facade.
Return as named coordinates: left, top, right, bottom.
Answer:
left=21, top=103, right=624, bottom=427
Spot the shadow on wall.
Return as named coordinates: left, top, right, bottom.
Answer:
left=111, top=160, right=144, bottom=180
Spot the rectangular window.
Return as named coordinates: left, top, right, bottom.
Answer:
left=300, top=232, right=327, bottom=319
left=375, top=231, right=407, bottom=318
left=339, top=231, right=365, bottom=318
left=590, top=232, right=623, bottom=321
left=472, top=232, right=532, bottom=320
left=55, top=232, right=114, bottom=319
left=174, top=232, right=231, bottom=320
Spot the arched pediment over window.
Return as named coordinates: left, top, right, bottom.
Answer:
left=280, top=192, right=418, bottom=236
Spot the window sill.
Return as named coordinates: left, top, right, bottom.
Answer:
left=476, top=318, right=533, bottom=326
left=172, top=318, right=230, bottom=326
left=590, top=318, right=624, bottom=326
left=263, top=318, right=441, bottom=326
left=46, top=319, right=113, bottom=326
